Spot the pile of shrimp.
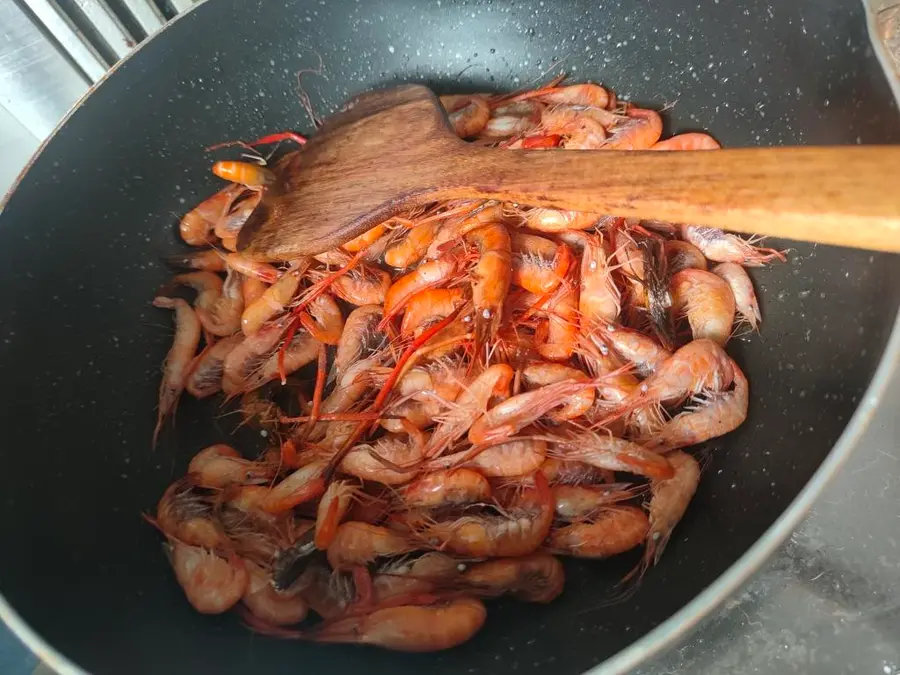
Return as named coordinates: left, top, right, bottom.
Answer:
left=148, top=81, right=785, bottom=652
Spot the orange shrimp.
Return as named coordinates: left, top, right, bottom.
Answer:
left=512, top=83, right=611, bottom=109
left=332, top=305, right=387, bottom=383
left=187, top=444, right=274, bottom=488
left=152, top=297, right=201, bottom=444
left=400, top=469, right=491, bottom=509
left=164, top=249, right=226, bottom=272
left=343, top=223, right=389, bottom=253
left=421, top=471, right=553, bottom=558
left=241, top=261, right=306, bottom=335
left=308, top=597, right=486, bottom=652
left=242, top=560, right=309, bottom=625
left=225, top=253, right=281, bottom=284
left=634, top=339, right=735, bottom=409
left=643, top=360, right=748, bottom=450
left=400, top=287, right=466, bottom=335
left=262, top=461, right=328, bottom=513
left=554, top=431, right=674, bottom=480
left=679, top=224, right=786, bottom=267
left=154, top=477, right=223, bottom=549
left=383, top=256, right=459, bottom=322
left=179, top=185, right=241, bottom=246
left=384, top=221, right=442, bottom=269
left=326, top=264, right=391, bottom=306
left=370, top=553, right=462, bottom=605
left=643, top=451, right=700, bottom=566
left=539, top=457, right=614, bottom=487
left=222, top=320, right=286, bottom=395
left=196, top=268, right=244, bottom=337
left=301, top=293, right=344, bottom=345
left=168, top=541, right=248, bottom=614
left=651, top=132, right=720, bottom=151
left=460, top=437, right=547, bottom=477
left=424, top=202, right=504, bottom=259
left=326, top=522, right=416, bottom=569
left=315, top=480, right=361, bottom=550
left=712, top=262, right=761, bottom=330
left=172, top=271, right=223, bottom=313
left=547, top=506, right=649, bottom=558
left=211, top=160, right=274, bottom=187
left=340, top=434, right=424, bottom=486
left=424, top=363, right=514, bottom=458
left=552, top=484, right=642, bottom=521
left=185, top=334, right=241, bottom=398
left=466, top=223, right=512, bottom=352
left=534, top=284, right=578, bottom=362
left=510, top=232, right=572, bottom=294
left=670, top=269, right=736, bottom=345
left=602, top=107, right=662, bottom=150
left=241, top=276, right=267, bottom=308
left=461, top=553, right=564, bottom=603
left=468, top=378, right=613, bottom=445
left=214, top=191, right=261, bottom=240
left=577, top=231, right=621, bottom=325
left=590, top=322, right=671, bottom=376
left=522, top=208, right=601, bottom=233
left=441, top=95, right=491, bottom=138
left=665, top=240, right=708, bottom=273
left=522, top=363, right=594, bottom=420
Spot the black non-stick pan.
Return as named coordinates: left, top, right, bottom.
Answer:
left=1, top=0, right=899, bottom=673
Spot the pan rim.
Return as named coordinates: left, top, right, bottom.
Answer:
left=1, top=1, right=898, bottom=673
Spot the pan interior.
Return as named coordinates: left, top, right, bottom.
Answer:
left=0, top=0, right=898, bottom=673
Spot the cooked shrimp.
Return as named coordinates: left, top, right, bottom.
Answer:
left=421, top=472, right=553, bottom=557
left=371, top=553, right=461, bottom=604
left=172, top=271, right=223, bottom=313
left=241, top=262, right=307, bottom=335
left=340, top=434, right=424, bottom=485
left=301, top=293, right=344, bottom=345
left=225, top=253, right=281, bottom=284
left=547, top=507, right=649, bottom=558
left=187, top=444, right=273, bottom=488
left=400, top=287, right=466, bottom=335
left=242, top=559, right=309, bottom=625
left=590, top=322, right=670, bottom=377
left=643, top=360, right=748, bottom=450
left=643, top=451, right=700, bottom=565
left=179, top=185, right=240, bottom=246
left=152, top=297, right=202, bottom=444
left=665, top=240, right=708, bottom=273
left=222, top=319, right=286, bottom=395
left=185, top=334, right=241, bottom=398
left=510, top=232, right=572, bottom=294
left=679, top=224, right=786, bottom=267
left=539, top=457, right=614, bottom=487
left=241, top=276, right=267, bottom=308
left=400, top=469, right=491, bottom=509
left=461, top=553, right=564, bottom=603
left=631, top=339, right=735, bottom=409
left=424, top=202, right=504, bottom=259
left=262, top=461, right=327, bottom=513
left=211, top=160, right=274, bottom=187
left=651, top=132, right=720, bottom=151
left=168, top=541, right=248, bottom=614
left=164, top=249, right=226, bottom=272
left=384, top=256, right=459, bottom=321
left=155, top=477, right=223, bottom=549
left=552, top=484, right=641, bottom=521
left=602, top=107, right=662, bottom=150
left=466, top=223, right=512, bottom=352
left=522, top=363, right=594, bottom=420
left=712, top=262, right=761, bottom=330
left=578, top=231, right=621, bottom=325
left=534, top=284, right=578, bottom=362
left=515, top=83, right=611, bottom=108
left=316, top=480, right=361, bottom=549
left=343, top=223, right=389, bottom=253
left=326, top=522, right=416, bottom=569
left=522, top=209, right=600, bottom=233
left=384, top=221, right=442, bottom=269
left=554, top=431, right=674, bottom=480
left=196, top=268, right=244, bottom=337
left=310, top=597, right=486, bottom=652
left=670, top=269, right=736, bottom=345
left=441, top=95, right=491, bottom=138
left=461, top=437, right=547, bottom=477
left=332, top=306, right=387, bottom=382
left=328, top=264, right=391, bottom=306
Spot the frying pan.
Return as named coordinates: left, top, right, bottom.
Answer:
left=0, top=0, right=898, bottom=673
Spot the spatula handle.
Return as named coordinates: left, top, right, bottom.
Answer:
left=444, top=146, right=900, bottom=252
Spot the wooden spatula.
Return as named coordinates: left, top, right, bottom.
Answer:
left=236, top=84, right=900, bottom=260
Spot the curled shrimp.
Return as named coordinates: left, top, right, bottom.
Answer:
left=424, top=202, right=504, bottom=259
left=383, top=256, right=459, bottom=322
left=222, top=320, right=286, bottom=395
left=328, top=264, right=391, bottom=306
left=552, top=483, right=640, bottom=521
left=522, top=363, right=594, bottom=420
left=461, top=553, right=564, bottom=603
left=372, top=553, right=461, bottom=605
left=522, top=208, right=600, bottom=233
left=187, top=444, right=273, bottom=488
left=242, top=559, right=308, bottom=625
left=679, top=224, right=786, bottom=267
left=539, top=457, right=614, bottom=487
left=241, top=276, right=267, bottom=308
left=164, top=249, right=226, bottom=272
left=168, top=541, right=248, bottom=614
left=547, top=506, right=649, bottom=558
left=340, top=434, right=424, bottom=486
left=441, top=95, right=491, bottom=138
left=241, top=261, right=307, bottom=335
left=196, top=268, right=244, bottom=337
left=466, top=223, right=512, bottom=352
left=332, top=306, right=387, bottom=382
left=262, top=461, right=327, bottom=513
left=534, top=284, right=579, bottom=362
left=460, top=437, right=547, bottom=477
left=343, top=223, right=389, bottom=253
left=152, top=297, right=201, bottom=444
left=179, top=185, right=240, bottom=246
left=634, top=339, right=735, bottom=408
left=651, top=132, right=721, bottom=151
left=400, top=469, right=491, bottom=509
left=712, top=262, right=761, bottom=331
left=171, top=271, right=223, bottom=314
left=670, top=269, right=736, bottom=345
left=301, top=293, right=345, bottom=345
left=577, top=231, right=621, bottom=325
left=211, top=160, right=274, bottom=187
left=308, top=596, right=486, bottom=652
left=421, top=472, right=553, bottom=558
left=643, top=450, right=700, bottom=566
left=510, top=232, right=572, bottom=295
left=554, top=431, right=674, bottom=480
left=185, top=334, right=241, bottom=398
left=602, top=107, right=662, bottom=150
left=510, top=83, right=611, bottom=109
left=590, top=322, right=670, bottom=377
left=315, top=480, right=361, bottom=549
left=326, top=522, right=416, bottom=569
left=400, top=287, right=466, bottom=335
left=155, top=477, right=223, bottom=548
left=665, top=240, right=708, bottom=273
left=384, top=221, right=442, bottom=269
left=225, top=253, right=281, bottom=284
